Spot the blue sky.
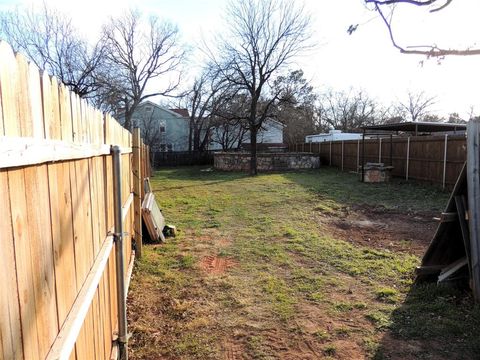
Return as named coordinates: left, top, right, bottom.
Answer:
left=1, top=0, right=479, bottom=119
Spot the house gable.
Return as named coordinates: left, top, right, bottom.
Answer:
left=128, top=101, right=190, bottom=152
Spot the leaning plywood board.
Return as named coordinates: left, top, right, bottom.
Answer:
left=417, top=163, right=467, bottom=278
left=142, top=192, right=165, bottom=242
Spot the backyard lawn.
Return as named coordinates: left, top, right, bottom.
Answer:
left=127, top=167, right=480, bottom=360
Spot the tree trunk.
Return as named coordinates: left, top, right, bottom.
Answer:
left=124, top=110, right=133, bottom=131
left=249, top=127, right=258, bottom=176
left=188, top=118, right=194, bottom=152
left=193, top=125, right=200, bottom=151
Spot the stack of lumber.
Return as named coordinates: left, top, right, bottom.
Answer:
left=141, top=192, right=166, bottom=242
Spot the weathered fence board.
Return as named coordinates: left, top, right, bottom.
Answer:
left=0, top=170, right=23, bottom=360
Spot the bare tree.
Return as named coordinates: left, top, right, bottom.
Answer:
left=273, top=69, right=318, bottom=144
left=395, top=90, right=436, bottom=122
left=318, top=88, right=380, bottom=131
left=0, top=3, right=104, bottom=97
left=101, top=10, right=185, bottom=130
left=209, top=92, right=251, bottom=150
left=183, top=69, right=230, bottom=152
left=361, top=0, right=480, bottom=57
left=210, top=117, right=249, bottom=150
left=211, top=0, right=313, bottom=175
left=135, top=109, right=165, bottom=151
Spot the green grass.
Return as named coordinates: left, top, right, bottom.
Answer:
left=128, top=166, right=480, bottom=359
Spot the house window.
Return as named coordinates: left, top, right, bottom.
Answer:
left=159, top=143, right=174, bottom=152
left=160, top=125, right=166, bottom=133
left=145, top=106, right=153, bottom=112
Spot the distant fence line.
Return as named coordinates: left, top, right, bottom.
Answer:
left=152, top=150, right=214, bottom=167
left=290, top=135, right=466, bottom=189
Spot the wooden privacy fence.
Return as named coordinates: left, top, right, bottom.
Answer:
left=0, top=41, right=149, bottom=360
left=292, top=134, right=466, bottom=189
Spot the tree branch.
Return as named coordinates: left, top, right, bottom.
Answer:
left=371, top=0, right=480, bottom=57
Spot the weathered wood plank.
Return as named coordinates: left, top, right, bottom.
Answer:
left=467, top=119, right=480, bottom=301
left=58, top=83, right=73, bottom=142
left=48, top=162, right=77, bottom=326
left=455, top=195, right=472, bottom=279
left=0, top=170, right=24, bottom=360
left=70, top=92, right=80, bottom=143
left=15, top=53, right=34, bottom=137
left=27, top=59, right=44, bottom=138
left=438, top=257, right=468, bottom=283
left=69, top=160, right=89, bottom=358
left=24, top=164, right=59, bottom=357
left=8, top=168, right=40, bottom=359
left=42, top=73, right=61, bottom=140
left=0, top=41, right=20, bottom=136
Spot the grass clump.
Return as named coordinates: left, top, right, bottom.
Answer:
left=375, top=287, right=399, bottom=303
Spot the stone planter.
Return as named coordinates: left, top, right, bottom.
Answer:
left=214, top=152, right=320, bottom=172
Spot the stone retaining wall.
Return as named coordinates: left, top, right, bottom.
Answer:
left=214, top=152, right=320, bottom=172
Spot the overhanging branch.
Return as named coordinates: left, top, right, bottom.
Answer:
left=371, top=0, right=480, bottom=57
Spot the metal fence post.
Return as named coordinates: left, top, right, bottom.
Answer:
left=112, top=146, right=128, bottom=360
left=329, top=141, right=332, bottom=166
left=379, top=137, right=382, bottom=163
left=341, top=140, right=344, bottom=171
left=357, top=139, right=360, bottom=173
left=406, top=137, right=410, bottom=181
left=132, top=128, right=142, bottom=258
left=443, top=134, right=448, bottom=189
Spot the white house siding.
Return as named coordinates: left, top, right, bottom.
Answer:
left=210, top=118, right=285, bottom=150
left=305, top=130, right=363, bottom=143
left=244, top=119, right=284, bottom=144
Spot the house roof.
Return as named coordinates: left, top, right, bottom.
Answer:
left=169, top=108, right=190, bottom=118
left=363, top=121, right=466, bottom=134
left=116, top=100, right=187, bottom=119
left=135, top=101, right=187, bottom=119
left=265, top=117, right=286, bottom=128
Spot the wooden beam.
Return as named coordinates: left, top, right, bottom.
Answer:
left=440, top=212, right=457, bottom=223
left=132, top=128, right=143, bottom=258
left=438, top=257, right=468, bottom=283
left=467, top=118, right=480, bottom=301
left=415, top=264, right=444, bottom=276
left=455, top=195, right=472, bottom=278
left=125, top=250, right=135, bottom=297
left=121, top=192, right=134, bottom=223
left=0, top=137, right=133, bottom=168
left=0, top=137, right=110, bottom=168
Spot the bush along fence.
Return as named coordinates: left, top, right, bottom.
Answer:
left=290, top=134, right=466, bottom=189
left=0, top=41, right=150, bottom=360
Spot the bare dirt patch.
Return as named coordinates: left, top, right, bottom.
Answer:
left=319, top=204, right=438, bottom=255
left=222, top=340, right=243, bottom=360
left=200, top=255, right=236, bottom=275
left=189, top=228, right=232, bottom=248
